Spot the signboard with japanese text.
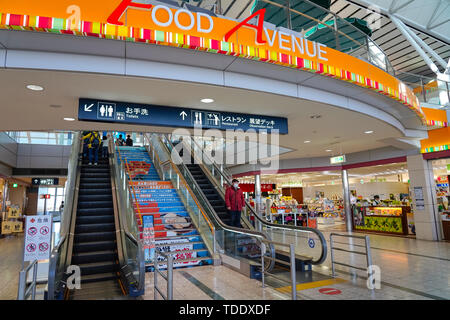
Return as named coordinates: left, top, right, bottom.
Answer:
left=78, top=98, right=288, bottom=134
left=330, top=155, right=346, bottom=164
left=1, top=221, right=13, bottom=235
left=23, top=216, right=52, bottom=262
left=7, top=207, right=21, bottom=219
left=31, top=178, right=60, bottom=186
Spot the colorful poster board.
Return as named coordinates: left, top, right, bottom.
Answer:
left=142, top=215, right=155, bottom=263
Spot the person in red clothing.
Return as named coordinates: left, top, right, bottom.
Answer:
left=225, top=179, right=245, bottom=227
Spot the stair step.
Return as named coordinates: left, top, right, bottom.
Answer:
left=147, top=256, right=212, bottom=266
left=154, top=241, right=204, bottom=247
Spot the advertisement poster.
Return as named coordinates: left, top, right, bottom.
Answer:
left=142, top=215, right=155, bottom=263
left=23, top=216, right=52, bottom=262
left=155, top=238, right=200, bottom=269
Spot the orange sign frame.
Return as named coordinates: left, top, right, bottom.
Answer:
left=0, top=0, right=425, bottom=123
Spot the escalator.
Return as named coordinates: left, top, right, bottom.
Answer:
left=185, top=163, right=232, bottom=226
left=69, top=153, right=122, bottom=299
left=163, top=134, right=327, bottom=271
left=47, top=133, right=145, bottom=300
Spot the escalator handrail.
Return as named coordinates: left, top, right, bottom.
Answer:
left=154, top=134, right=276, bottom=271
left=113, top=143, right=146, bottom=293
left=186, top=135, right=328, bottom=265
left=47, top=132, right=81, bottom=300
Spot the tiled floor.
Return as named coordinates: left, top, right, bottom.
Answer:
left=1, top=224, right=449, bottom=300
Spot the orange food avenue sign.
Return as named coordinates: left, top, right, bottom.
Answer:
left=0, top=0, right=424, bottom=123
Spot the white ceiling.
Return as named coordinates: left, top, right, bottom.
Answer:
left=0, top=68, right=403, bottom=159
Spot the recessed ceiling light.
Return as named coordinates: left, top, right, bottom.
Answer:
left=49, top=104, right=62, bottom=108
left=364, top=130, right=374, bottom=134
left=201, top=98, right=214, bottom=103
left=325, top=149, right=332, bottom=152
left=26, top=84, right=44, bottom=91
left=63, top=117, right=75, bottom=121
left=304, top=140, right=311, bottom=143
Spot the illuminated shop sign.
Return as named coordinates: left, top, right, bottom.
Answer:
left=0, top=1, right=424, bottom=123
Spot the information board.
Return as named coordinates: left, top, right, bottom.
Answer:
left=23, top=216, right=52, bottom=262
left=78, top=98, right=288, bottom=134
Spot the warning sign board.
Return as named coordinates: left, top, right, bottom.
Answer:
left=23, top=216, right=52, bottom=262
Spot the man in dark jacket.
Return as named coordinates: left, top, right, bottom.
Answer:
left=225, top=179, right=245, bottom=227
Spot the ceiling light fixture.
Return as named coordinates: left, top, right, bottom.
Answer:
left=304, top=140, right=311, bottom=143
left=201, top=98, right=214, bottom=103
left=26, top=84, right=44, bottom=91
left=364, top=130, right=374, bottom=134
left=325, top=149, right=332, bottom=152
left=63, top=117, right=75, bottom=121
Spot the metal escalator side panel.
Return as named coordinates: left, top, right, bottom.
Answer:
left=47, top=132, right=82, bottom=300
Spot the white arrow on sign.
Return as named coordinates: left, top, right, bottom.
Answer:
left=84, top=104, right=94, bottom=112
left=180, top=111, right=187, bottom=120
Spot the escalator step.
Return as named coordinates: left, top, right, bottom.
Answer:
left=79, top=183, right=111, bottom=189
left=76, top=223, right=115, bottom=233
left=75, top=232, right=116, bottom=243
left=79, top=261, right=118, bottom=276
left=79, top=189, right=112, bottom=196
left=79, top=273, right=118, bottom=284
left=77, top=208, right=114, bottom=216
left=78, top=201, right=113, bottom=209
left=72, top=250, right=117, bottom=265
left=78, top=194, right=112, bottom=201
left=77, top=215, right=115, bottom=225
left=73, top=241, right=116, bottom=253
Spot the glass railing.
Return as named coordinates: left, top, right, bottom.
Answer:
left=171, top=133, right=327, bottom=265
left=249, top=0, right=394, bottom=74
left=394, top=70, right=450, bottom=108
left=47, top=132, right=80, bottom=300
left=144, top=133, right=277, bottom=271
left=142, top=133, right=218, bottom=260
left=113, top=144, right=145, bottom=295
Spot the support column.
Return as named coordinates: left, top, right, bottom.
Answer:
left=407, top=154, right=442, bottom=241
left=254, top=174, right=262, bottom=232
left=342, top=169, right=352, bottom=232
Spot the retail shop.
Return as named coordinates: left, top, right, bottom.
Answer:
left=430, top=157, right=450, bottom=240
left=237, top=161, right=417, bottom=236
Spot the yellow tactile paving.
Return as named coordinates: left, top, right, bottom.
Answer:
left=276, top=278, right=348, bottom=294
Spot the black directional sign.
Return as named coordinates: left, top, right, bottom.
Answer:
left=78, top=98, right=288, bottom=134
left=31, top=178, right=59, bottom=186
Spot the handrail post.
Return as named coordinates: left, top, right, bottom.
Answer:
left=365, top=236, right=372, bottom=270
left=330, top=234, right=335, bottom=278
left=17, top=270, right=26, bottom=300
left=261, top=242, right=266, bottom=288
left=167, top=254, right=173, bottom=300
left=154, top=255, right=158, bottom=300
left=31, top=261, right=38, bottom=300
left=289, top=243, right=296, bottom=300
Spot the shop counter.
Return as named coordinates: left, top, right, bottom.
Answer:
left=352, top=206, right=409, bottom=235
